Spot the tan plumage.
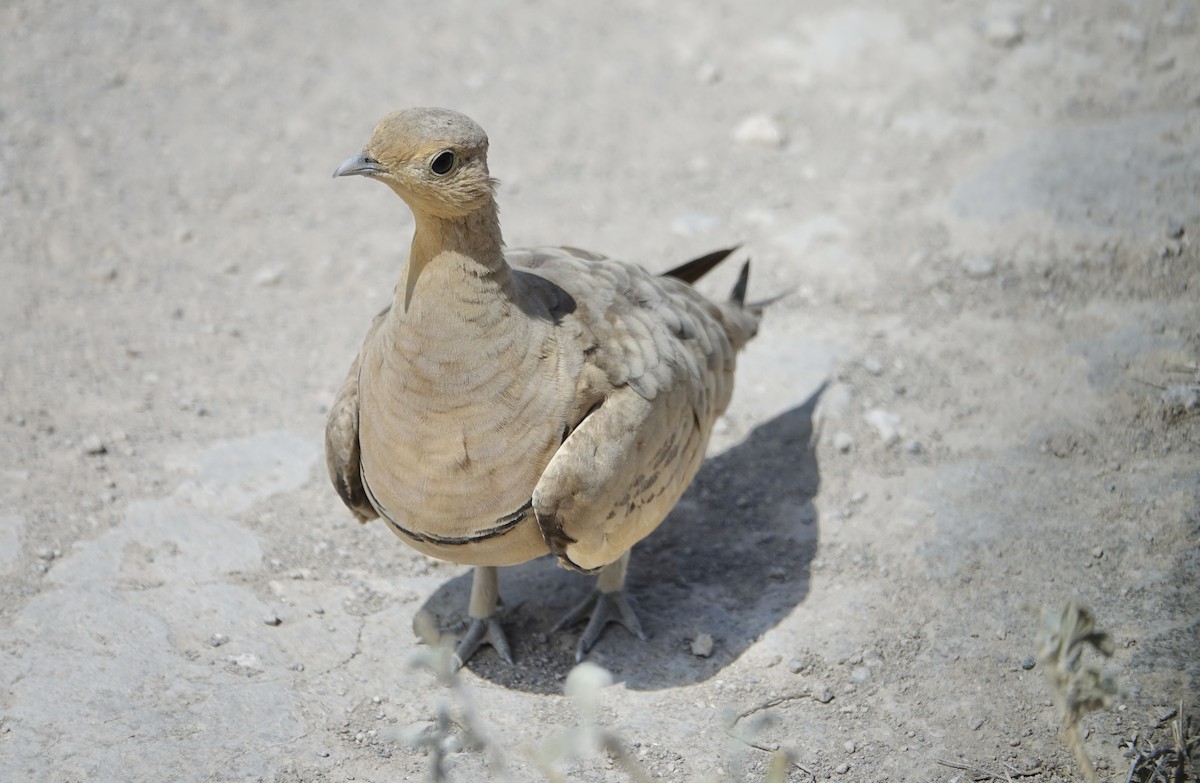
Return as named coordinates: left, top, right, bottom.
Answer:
left=326, top=108, right=760, bottom=664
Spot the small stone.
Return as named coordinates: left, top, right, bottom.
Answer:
left=850, top=666, right=872, bottom=683
left=289, top=662, right=305, bottom=671
left=835, top=762, right=850, bottom=774
left=81, top=434, right=107, bottom=456
left=254, top=266, right=284, bottom=287
left=814, top=686, right=834, bottom=704
left=788, top=658, right=806, bottom=674
left=1166, top=220, right=1185, bottom=239
left=961, top=255, right=997, bottom=278
left=864, top=408, right=902, bottom=446
left=904, top=440, right=924, bottom=455
left=691, top=633, right=714, bottom=657
left=733, top=113, right=785, bottom=147
left=696, top=62, right=721, bottom=84
left=670, top=211, right=720, bottom=236
left=317, top=750, right=330, bottom=758
left=1009, top=738, right=1022, bottom=747
left=1091, top=547, right=1104, bottom=559
left=264, top=612, right=282, bottom=626
left=982, top=17, right=1023, bottom=47
left=208, top=633, right=230, bottom=647
left=833, top=431, right=854, bottom=453
left=843, top=740, right=856, bottom=753
left=93, top=265, right=118, bottom=282
left=1021, top=656, right=1036, bottom=670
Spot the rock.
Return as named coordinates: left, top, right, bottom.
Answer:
left=833, top=431, right=854, bottom=453
left=691, top=633, right=714, bottom=657
left=982, top=16, right=1023, bottom=47
left=843, top=740, right=856, bottom=753
left=1166, top=219, right=1185, bottom=239
left=208, top=633, right=230, bottom=647
left=254, top=266, right=284, bottom=287
left=81, top=434, right=107, bottom=456
left=670, top=211, right=720, bottom=236
left=696, top=62, right=721, bottom=84
left=733, top=113, right=785, bottom=147
left=864, top=408, right=902, bottom=446
left=788, top=658, right=806, bottom=674
left=1021, top=656, right=1036, bottom=670
left=263, top=612, right=282, bottom=626
left=904, top=440, right=924, bottom=455
left=835, top=762, right=850, bottom=774
left=961, top=255, right=997, bottom=278
left=814, top=685, right=834, bottom=703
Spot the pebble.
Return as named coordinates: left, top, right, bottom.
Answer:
left=317, top=750, right=330, bottom=758
left=1021, top=656, right=1036, bottom=670
left=263, top=612, right=283, bottom=626
left=733, top=113, right=785, bottom=147
left=843, top=740, right=856, bottom=753
left=208, top=633, right=230, bottom=647
left=904, top=440, right=924, bottom=455
left=982, top=17, right=1024, bottom=47
left=289, top=662, right=305, bottom=671
left=1167, top=220, right=1185, bottom=239
left=35, top=547, right=58, bottom=561
left=81, top=434, right=107, bottom=456
left=254, top=266, right=285, bottom=287
left=670, top=211, right=720, bottom=236
left=835, top=762, right=850, bottom=774
left=696, top=62, right=721, bottom=84
left=961, top=255, right=997, bottom=278
left=850, top=666, right=872, bottom=683
left=864, top=409, right=902, bottom=446
left=788, top=658, right=807, bottom=674
left=690, top=633, right=714, bottom=657
left=814, top=686, right=834, bottom=704
left=1091, top=547, right=1104, bottom=559
left=833, top=431, right=854, bottom=453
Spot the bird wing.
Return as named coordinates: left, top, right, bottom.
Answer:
left=325, top=305, right=391, bottom=522
left=511, top=247, right=758, bottom=572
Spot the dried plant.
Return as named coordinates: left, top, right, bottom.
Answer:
left=1038, top=602, right=1119, bottom=783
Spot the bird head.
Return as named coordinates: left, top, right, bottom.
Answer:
left=333, top=107, right=497, bottom=220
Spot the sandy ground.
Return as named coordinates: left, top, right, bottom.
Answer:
left=2, top=1, right=1198, bottom=781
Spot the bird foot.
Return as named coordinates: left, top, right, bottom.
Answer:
left=450, top=617, right=513, bottom=669
left=552, top=589, right=647, bottom=662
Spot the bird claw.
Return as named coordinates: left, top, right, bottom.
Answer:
left=553, top=589, right=647, bottom=662
left=451, top=617, right=513, bottom=669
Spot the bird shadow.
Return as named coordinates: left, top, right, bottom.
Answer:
left=417, top=385, right=824, bottom=694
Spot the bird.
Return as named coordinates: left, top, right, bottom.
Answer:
left=325, top=107, right=761, bottom=667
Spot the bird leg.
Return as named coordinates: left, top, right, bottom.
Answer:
left=552, top=551, right=647, bottom=662
left=451, top=565, right=513, bottom=668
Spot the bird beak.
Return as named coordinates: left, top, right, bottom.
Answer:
left=333, top=151, right=386, bottom=179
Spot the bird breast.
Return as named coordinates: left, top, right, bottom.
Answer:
left=356, top=296, right=566, bottom=565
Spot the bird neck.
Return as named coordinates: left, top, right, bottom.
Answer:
left=401, top=200, right=508, bottom=312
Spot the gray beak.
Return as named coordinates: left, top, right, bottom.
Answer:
left=333, top=151, right=386, bottom=178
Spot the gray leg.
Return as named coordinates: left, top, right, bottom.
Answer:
left=451, top=566, right=513, bottom=668
left=552, top=551, right=647, bottom=662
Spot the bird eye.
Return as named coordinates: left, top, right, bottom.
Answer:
left=430, top=150, right=456, bottom=175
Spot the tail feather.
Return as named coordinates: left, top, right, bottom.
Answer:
left=730, top=260, right=750, bottom=306
left=662, top=246, right=740, bottom=284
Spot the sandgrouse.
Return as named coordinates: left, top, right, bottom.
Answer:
left=326, top=108, right=760, bottom=666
